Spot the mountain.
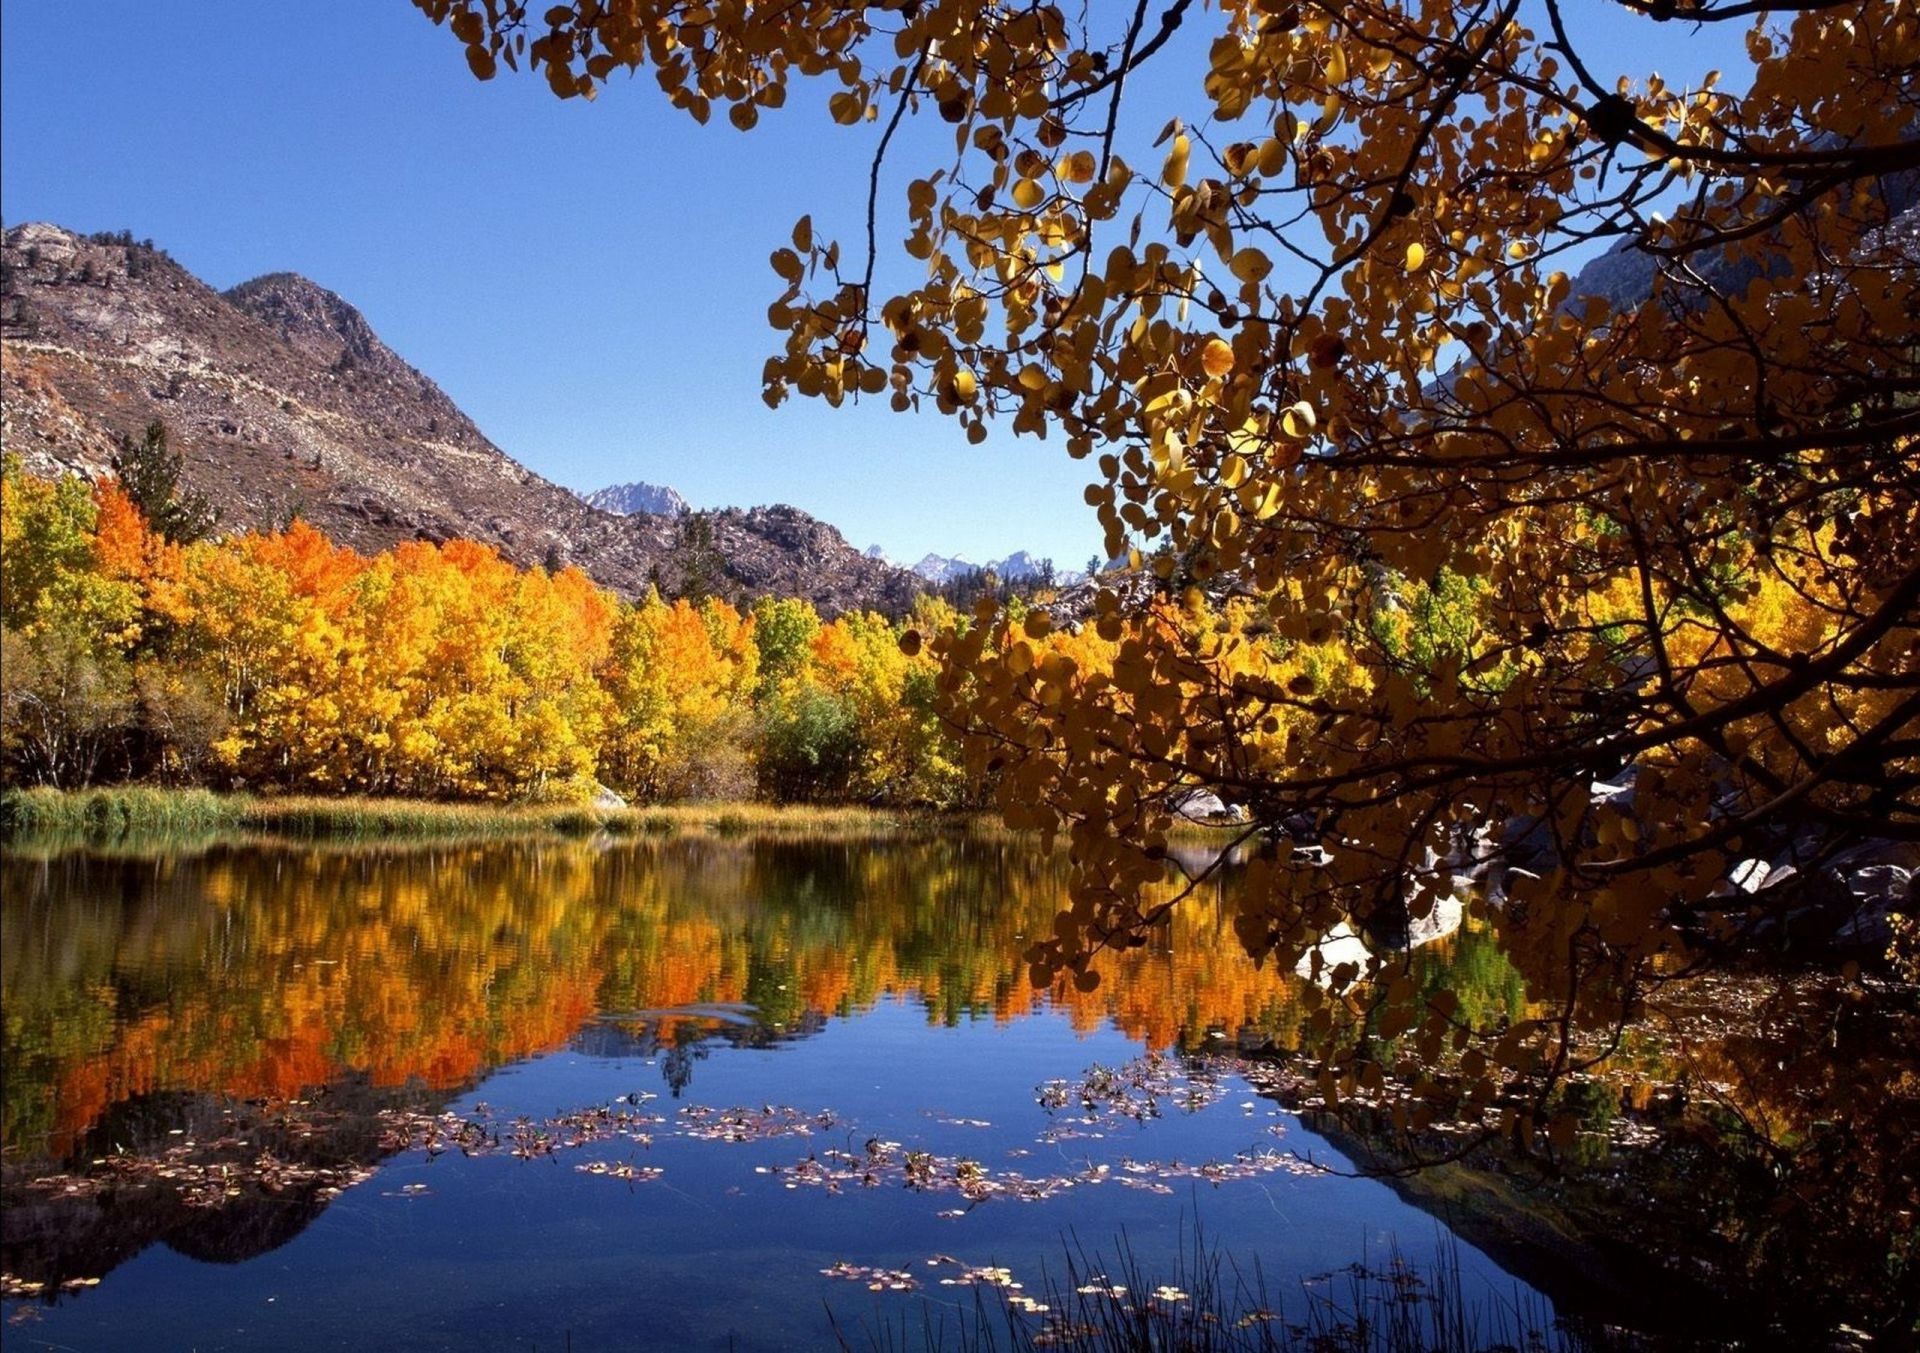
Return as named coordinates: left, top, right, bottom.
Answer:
left=580, top=480, right=689, bottom=517
left=911, top=550, right=1081, bottom=586
left=993, top=551, right=1072, bottom=583
left=911, top=552, right=977, bottom=584
left=0, top=223, right=920, bottom=616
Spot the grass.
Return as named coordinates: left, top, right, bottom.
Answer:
left=0, top=785, right=984, bottom=849
left=0, top=786, right=1263, bottom=855
left=843, top=1226, right=1587, bottom=1353
left=0, top=785, right=242, bottom=838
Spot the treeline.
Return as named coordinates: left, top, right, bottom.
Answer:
left=0, top=439, right=1497, bottom=811
left=0, top=453, right=972, bottom=806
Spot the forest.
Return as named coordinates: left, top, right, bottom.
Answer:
left=0, top=447, right=974, bottom=806
left=1, top=436, right=1485, bottom=816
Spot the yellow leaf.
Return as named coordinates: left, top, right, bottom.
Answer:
left=1229, top=248, right=1271, bottom=284
left=1163, top=134, right=1190, bottom=188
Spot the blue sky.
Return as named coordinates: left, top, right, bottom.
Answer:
left=1, top=3, right=1751, bottom=572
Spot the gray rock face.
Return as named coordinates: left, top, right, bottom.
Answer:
left=1169, top=789, right=1247, bottom=823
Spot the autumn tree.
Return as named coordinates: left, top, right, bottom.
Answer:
left=422, top=0, right=1918, bottom=1149
left=0, top=458, right=141, bottom=785
left=601, top=592, right=759, bottom=799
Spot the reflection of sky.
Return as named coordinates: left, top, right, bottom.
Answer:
left=22, top=999, right=1539, bottom=1351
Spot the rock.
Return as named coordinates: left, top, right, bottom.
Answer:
left=1295, top=922, right=1373, bottom=982
left=1168, top=789, right=1248, bottom=823
left=1826, top=860, right=1916, bottom=951
left=1408, top=891, right=1466, bottom=947
left=1741, top=837, right=1920, bottom=956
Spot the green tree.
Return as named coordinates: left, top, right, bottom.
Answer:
left=669, top=510, right=724, bottom=604
left=749, top=596, right=822, bottom=698
left=111, top=420, right=216, bottom=545
left=756, top=683, right=862, bottom=802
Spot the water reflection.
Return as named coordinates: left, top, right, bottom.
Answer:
left=2, top=837, right=1365, bottom=1160
left=1, top=835, right=1537, bottom=1333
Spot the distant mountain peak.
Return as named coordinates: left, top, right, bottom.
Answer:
left=580, top=480, right=689, bottom=518
left=911, top=552, right=971, bottom=584
left=911, top=550, right=1079, bottom=586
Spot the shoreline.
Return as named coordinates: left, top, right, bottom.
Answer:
left=0, top=786, right=974, bottom=847
left=0, top=785, right=1251, bottom=849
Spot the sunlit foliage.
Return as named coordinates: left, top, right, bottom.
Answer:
left=1, top=460, right=971, bottom=806
left=418, top=0, right=1919, bottom=1149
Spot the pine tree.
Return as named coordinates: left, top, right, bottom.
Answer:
left=110, top=421, right=217, bottom=545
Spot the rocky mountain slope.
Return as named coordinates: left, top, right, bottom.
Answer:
left=0, top=223, right=920, bottom=616
left=578, top=475, right=1084, bottom=589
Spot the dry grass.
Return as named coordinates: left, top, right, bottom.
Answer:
left=0, top=786, right=985, bottom=847
left=2, top=787, right=1258, bottom=855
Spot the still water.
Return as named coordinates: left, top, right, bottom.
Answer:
left=2, top=834, right=1543, bottom=1350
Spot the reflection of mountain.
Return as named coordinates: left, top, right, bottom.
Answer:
left=0, top=834, right=1548, bottom=1317
left=0, top=1006, right=836, bottom=1299
left=570, top=1009, right=827, bottom=1096
left=1, top=1076, right=449, bottom=1297
left=0, top=836, right=1301, bottom=1163
left=1, top=835, right=1540, bottom=1164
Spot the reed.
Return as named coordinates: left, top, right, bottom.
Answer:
left=845, top=1226, right=1587, bottom=1353
left=0, top=785, right=240, bottom=837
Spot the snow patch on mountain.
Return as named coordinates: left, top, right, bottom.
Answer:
left=580, top=480, right=690, bottom=517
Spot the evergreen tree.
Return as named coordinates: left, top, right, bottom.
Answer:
left=110, top=421, right=216, bottom=545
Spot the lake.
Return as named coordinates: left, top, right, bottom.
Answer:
left=2, top=833, right=1560, bottom=1350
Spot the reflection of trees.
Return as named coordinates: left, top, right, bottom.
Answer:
left=7, top=836, right=1890, bottom=1333
left=4, top=836, right=1529, bottom=1161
